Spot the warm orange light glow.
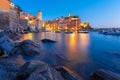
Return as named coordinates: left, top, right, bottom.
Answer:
left=67, top=33, right=76, bottom=60
left=71, top=18, right=79, bottom=20
left=42, top=21, right=46, bottom=27
left=67, top=32, right=90, bottom=61
left=80, top=23, right=84, bottom=27
left=29, top=20, right=34, bottom=24
left=65, top=27, right=68, bottom=29
left=25, top=17, right=29, bottom=20
left=21, top=33, right=33, bottom=40
left=79, top=34, right=89, bottom=51
left=72, top=28, right=74, bottom=30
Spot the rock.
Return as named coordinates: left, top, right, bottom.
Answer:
left=90, top=69, right=120, bottom=80
left=0, top=47, right=8, bottom=58
left=41, top=39, right=56, bottom=43
left=13, top=40, right=40, bottom=56
left=27, top=64, right=64, bottom=80
left=16, top=60, right=65, bottom=80
left=0, top=46, right=6, bottom=57
left=0, top=30, right=22, bottom=40
left=0, top=68, right=8, bottom=80
left=0, top=36, right=15, bottom=57
left=56, top=66, right=82, bottom=80
left=0, top=63, right=20, bottom=80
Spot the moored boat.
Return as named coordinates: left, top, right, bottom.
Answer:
left=100, top=30, right=120, bottom=35
left=77, top=30, right=89, bottom=33
left=65, top=30, right=74, bottom=34
left=55, top=30, right=61, bottom=33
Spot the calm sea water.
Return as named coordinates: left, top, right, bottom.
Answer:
left=21, top=32, right=120, bottom=80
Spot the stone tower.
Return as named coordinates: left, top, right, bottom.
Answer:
left=37, top=10, right=42, bottom=20
left=68, top=13, right=71, bottom=17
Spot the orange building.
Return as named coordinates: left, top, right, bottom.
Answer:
left=0, top=0, right=11, bottom=11
left=64, top=14, right=81, bottom=30
left=42, top=13, right=91, bottom=31
left=58, top=14, right=81, bottom=31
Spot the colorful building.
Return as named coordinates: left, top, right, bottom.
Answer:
left=63, top=14, right=81, bottom=30
left=42, top=13, right=81, bottom=31
left=0, top=0, right=11, bottom=11
left=19, top=11, right=42, bottom=31
left=43, top=13, right=91, bottom=31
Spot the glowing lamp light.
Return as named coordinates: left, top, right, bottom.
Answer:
left=80, top=23, right=84, bottom=27
left=29, top=20, right=33, bottom=24
left=65, top=27, right=68, bottom=29
left=25, top=17, right=29, bottom=20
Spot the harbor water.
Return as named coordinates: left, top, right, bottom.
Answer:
left=21, top=32, right=120, bottom=79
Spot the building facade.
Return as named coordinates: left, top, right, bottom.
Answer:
left=42, top=14, right=81, bottom=31
left=0, top=0, right=11, bottom=11
left=43, top=13, right=91, bottom=31
left=37, top=11, right=42, bottom=20
left=0, top=0, right=11, bottom=30
left=19, top=11, right=43, bottom=31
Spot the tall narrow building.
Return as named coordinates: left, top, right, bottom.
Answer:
left=37, top=10, right=42, bottom=20
left=37, top=10, right=42, bottom=29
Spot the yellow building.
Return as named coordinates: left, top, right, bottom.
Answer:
left=0, top=0, right=11, bottom=11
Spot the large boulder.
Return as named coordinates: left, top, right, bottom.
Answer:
left=0, top=36, right=15, bottom=57
left=12, top=40, right=40, bottom=56
left=0, top=63, right=20, bottom=80
left=0, top=69, right=8, bottom=80
left=41, top=39, right=56, bottom=43
left=0, top=30, right=22, bottom=40
left=16, top=60, right=65, bottom=80
left=0, top=46, right=6, bottom=57
left=56, top=67, right=82, bottom=80
left=90, top=69, right=120, bottom=80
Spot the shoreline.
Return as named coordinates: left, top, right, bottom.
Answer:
left=0, top=30, right=120, bottom=80
left=0, top=30, right=83, bottom=80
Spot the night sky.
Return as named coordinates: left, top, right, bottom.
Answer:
left=12, top=0, right=120, bottom=28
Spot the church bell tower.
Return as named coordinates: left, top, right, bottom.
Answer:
left=37, top=10, right=42, bottom=20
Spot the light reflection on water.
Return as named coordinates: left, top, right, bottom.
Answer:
left=21, top=32, right=120, bottom=79
left=66, top=33, right=90, bottom=62
left=22, top=33, right=33, bottom=40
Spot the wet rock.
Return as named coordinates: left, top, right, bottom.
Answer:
left=0, top=36, right=15, bottom=57
left=0, top=30, right=22, bottom=40
left=56, top=66, right=82, bottom=80
left=0, top=63, right=20, bottom=80
left=90, top=69, right=120, bottom=80
left=0, top=46, right=6, bottom=57
left=41, top=39, right=56, bottom=43
left=27, top=64, right=64, bottom=80
left=12, top=40, right=40, bottom=56
left=0, top=68, right=8, bottom=80
left=16, top=60, right=64, bottom=80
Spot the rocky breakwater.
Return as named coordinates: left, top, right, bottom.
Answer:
left=0, top=36, right=15, bottom=57
left=90, top=69, right=120, bottom=80
left=0, top=35, right=81, bottom=80
left=11, top=40, right=40, bottom=56
left=0, top=30, right=22, bottom=40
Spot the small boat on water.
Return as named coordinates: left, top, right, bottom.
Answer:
left=77, top=30, right=89, bottom=33
left=105, top=31, right=120, bottom=35
left=65, top=30, right=74, bottom=34
left=100, top=30, right=120, bottom=35
left=55, top=30, right=61, bottom=33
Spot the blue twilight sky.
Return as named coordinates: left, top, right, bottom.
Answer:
left=11, top=0, right=120, bottom=28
